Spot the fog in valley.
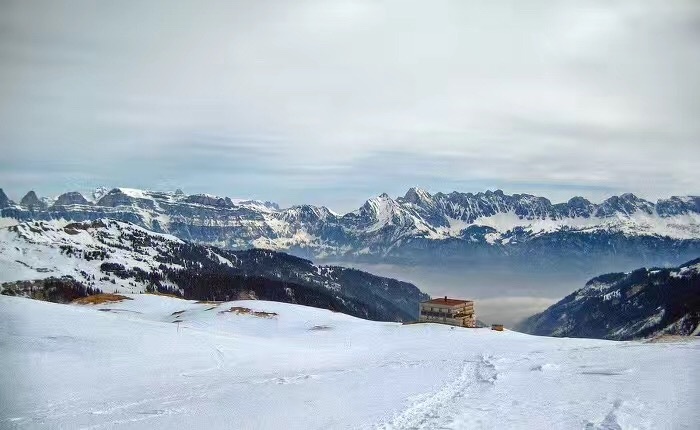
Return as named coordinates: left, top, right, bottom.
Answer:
left=335, top=262, right=602, bottom=327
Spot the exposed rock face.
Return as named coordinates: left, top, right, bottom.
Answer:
left=2, top=187, right=700, bottom=277
left=515, top=258, right=700, bottom=340
left=96, top=188, right=156, bottom=210
left=52, top=192, right=90, bottom=207
left=0, top=189, right=13, bottom=209
left=184, top=194, right=234, bottom=208
left=19, top=191, right=47, bottom=211
left=656, top=196, right=700, bottom=216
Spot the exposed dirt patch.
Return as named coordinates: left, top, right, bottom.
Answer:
left=73, top=294, right=132, bottom=305
left=171, top=310, right=185, bottom=316
left=218, top=306, right=278, bottom=318
left=645, top=334, right=697, bottom=343
left=309, top=325, right=332, bottom=331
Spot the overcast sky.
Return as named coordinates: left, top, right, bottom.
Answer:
left=1, top=0, right=699, bottom=212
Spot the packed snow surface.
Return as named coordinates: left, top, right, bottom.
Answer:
left=1, top=295, right=698, bottom=429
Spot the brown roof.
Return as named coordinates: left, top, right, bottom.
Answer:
left=423, top=297, right=471, bottom=306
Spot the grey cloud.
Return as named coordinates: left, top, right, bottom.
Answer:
left=0, top=0, right=698, bottom=209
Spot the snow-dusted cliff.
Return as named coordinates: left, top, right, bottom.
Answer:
left=2, top=187, right=700, bottom=272
left=516, top=257, right=700, bottom=340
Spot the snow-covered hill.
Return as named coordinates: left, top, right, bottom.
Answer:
left=0, top=219, right=428, bottom=321
left=1, top=294, right=698, bottom=429
left=2, top=187, right=700, bottom=273
left=516, top=258, right=700, bottom=340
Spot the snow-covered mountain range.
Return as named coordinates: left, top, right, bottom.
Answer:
left=2, top=186, right=700, bottom=274
left=516, top=257, right=700, bottom=340
left=0, top=219, right=427, bottom=321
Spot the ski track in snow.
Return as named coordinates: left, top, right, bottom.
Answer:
left=376, top=354, right=501, bottom=430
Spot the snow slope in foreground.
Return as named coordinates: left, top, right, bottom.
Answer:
left=1, top=295, right=698, bottom=429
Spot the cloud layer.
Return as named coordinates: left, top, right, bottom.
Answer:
left=1, top=0, right=699, bottom=211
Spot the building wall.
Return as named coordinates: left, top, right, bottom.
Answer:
left=419, top=301, right=475, bottom=327
left=419, top=314, right=472, bottom=327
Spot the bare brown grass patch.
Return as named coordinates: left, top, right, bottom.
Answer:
left=73, top=294, right=132, bottom=305
left=646, top=335, right=697, bottom=344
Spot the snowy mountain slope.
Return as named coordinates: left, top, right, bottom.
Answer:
left=1, top=294, right=698, bottom=429
left=3, top=187, right=700, bottom=278
left=0, top=220, right=428, bottom=321
left=516, top=257, right=700, bottom=340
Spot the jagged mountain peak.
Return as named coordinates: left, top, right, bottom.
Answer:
left=351, top=192, right=415, bottom=233
left=282, top=204, right=336, bottom=222
left=19, top=191, right=47, bottom=210
left=485, top=189, right=505, bottom=196
left=96, top=188, right=157, bottom=210
left=53, top=191, right=90, bottom=207
left=0, top=188, right=14, bottom=209
left=567, top=196, right=592, bottom=205
left=234, top=199, right=281, bottom=212
left=2, top=186, right=700, bottom=261
left=402, top=187, right=434, bottom=205
left=365, top=192, right=401, bottom=207
left=656, top=196, right=700, bottom=217
left=185, top=193, right=234, bottom=208
left=20, top=190, right=40, bottom=202
left=620, top=192, right=640, bottom=199
left=603, top=192, right=651, bottom=205
left=91, top=186, right=109, bottom=202
left=597, top=193, right=654, bottom=216
left=360, top=193, right=402, bottom=213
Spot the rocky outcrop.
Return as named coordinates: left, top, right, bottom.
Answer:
left=0, top=188, right=13, bottom=209
left=184, top=194, right=234, bottom=208
left=52, top=191, right=90, bottom=207
left=19, top=191, right=47, bottom=211
left=96, top=188, right=156, bottom=210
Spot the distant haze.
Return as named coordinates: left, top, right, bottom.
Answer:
left=336, top=262, right=583, bottom=327
left=1, top=1, right=699, bottom=212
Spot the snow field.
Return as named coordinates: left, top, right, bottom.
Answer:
left=1, top=294, right=698, bottom=429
